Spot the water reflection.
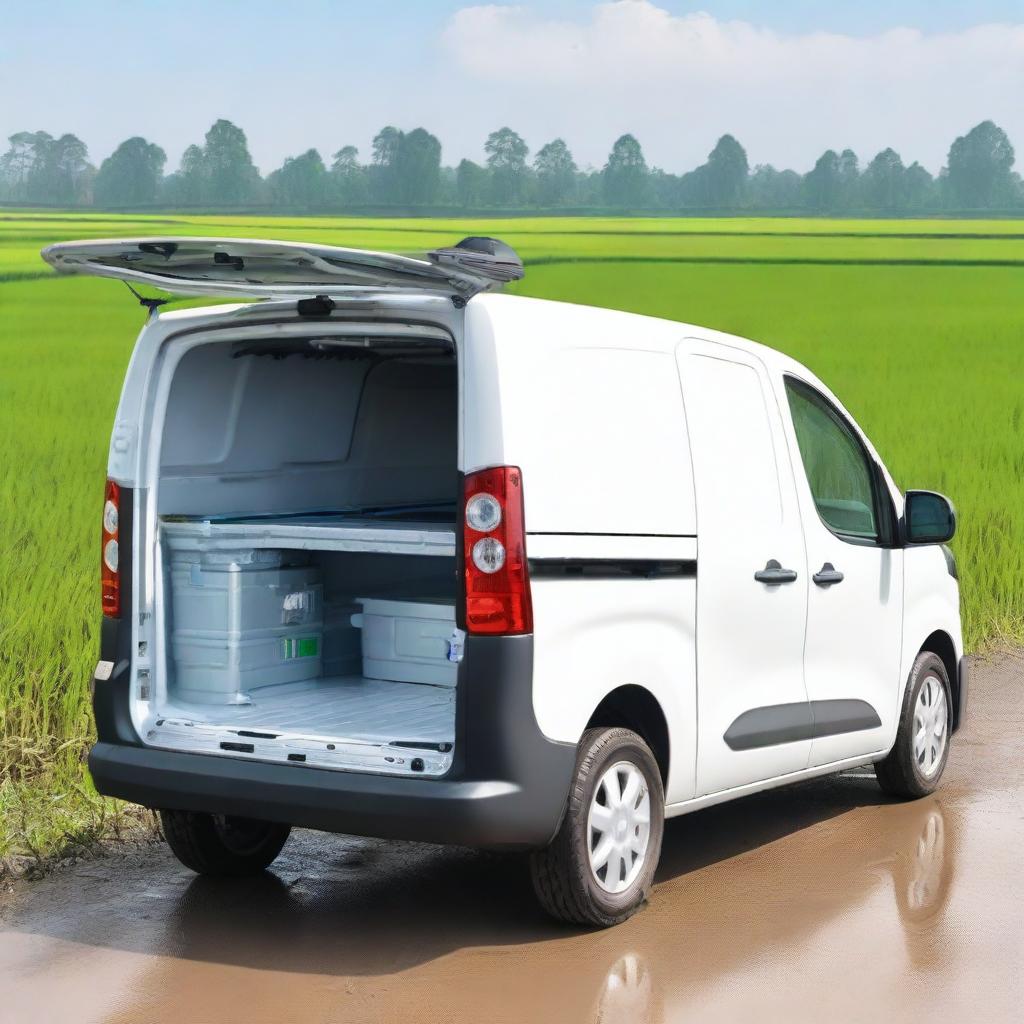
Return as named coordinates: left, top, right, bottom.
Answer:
left=591, top=953, right=658, bottom=1024
left=894, top=804, right=951, bottom=924
left=4, top=779, right=963, bottom=1024
left=580, top=793, right=956, bottom=1021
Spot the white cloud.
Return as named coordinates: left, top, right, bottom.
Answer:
left=440, top=2, right=1024, bottom=172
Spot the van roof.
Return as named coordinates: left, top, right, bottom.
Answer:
left=149, top=287, right=803, bottom=378
left=470, top=292, right=803, bottom=375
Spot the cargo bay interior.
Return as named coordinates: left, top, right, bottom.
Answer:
left=144, top=326, right=461, bottom=777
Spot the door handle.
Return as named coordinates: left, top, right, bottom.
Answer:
left=754, top=559, right=798, bottom=585
left=812, top=562, right=844, bottom=586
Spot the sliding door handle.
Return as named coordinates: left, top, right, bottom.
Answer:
left=754, top=559, right=798, bottom=585
left=812, top=562, right=844, bottom=586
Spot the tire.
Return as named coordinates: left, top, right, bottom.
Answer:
left=875, top=651, right=952, bottom=799
left=530, top=727, right=665, bottom=928
left=160, top=809, right=291, bottom=876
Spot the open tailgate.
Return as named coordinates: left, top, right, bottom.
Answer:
left=40, top=235, right=523, bottom=299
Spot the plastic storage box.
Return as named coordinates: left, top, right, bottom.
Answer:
left=352, top=597, right=459, bottom=687
left=167, top=545, right=324, bottom=704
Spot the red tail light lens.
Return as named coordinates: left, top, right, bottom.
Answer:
left=101, top=479, right=121, bottom=618
left=463, top=466, right=532, bottom=635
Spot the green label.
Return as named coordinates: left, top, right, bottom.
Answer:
left=282, top=636, right=320, bottom=660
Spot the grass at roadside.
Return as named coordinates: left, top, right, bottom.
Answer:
left=2, top=212, right=1023, bottom=875
left=0, top=278, right=144, bottom=877
left=1, top=763, right=155, bottom=880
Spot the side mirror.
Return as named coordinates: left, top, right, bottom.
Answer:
left=904, top=490, right=956, bottom=544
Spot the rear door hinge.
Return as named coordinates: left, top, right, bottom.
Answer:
left=123, top=281, right=169, bottom=318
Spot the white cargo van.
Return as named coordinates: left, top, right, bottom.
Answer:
left=43, top=236, right=966, bottom=927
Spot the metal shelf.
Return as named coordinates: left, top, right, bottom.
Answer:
left=162, top=515, right=457, bottom=557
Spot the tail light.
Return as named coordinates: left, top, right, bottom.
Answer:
left=462, top=466, right=533, bottom=635
left=101, top=479, right=121, bottom=618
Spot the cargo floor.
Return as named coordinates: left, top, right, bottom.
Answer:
left=162, top=675, right=456, bottom=745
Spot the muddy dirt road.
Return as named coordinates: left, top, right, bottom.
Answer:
left=2, top=652, right=1021, bottom=1024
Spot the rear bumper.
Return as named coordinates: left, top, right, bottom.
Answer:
left=90, top=627, right=576, bottom=850
left=90, top=741, right=559, bottom=849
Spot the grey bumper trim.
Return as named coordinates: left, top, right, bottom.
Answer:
left=724, top=698, right=882, bottom=751
left=954, top=656, right=969, bottom=732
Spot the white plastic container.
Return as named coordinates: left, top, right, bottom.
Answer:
left=352, top=597, right=459, bottom=687
left=167, top=545, right=324, bottom=704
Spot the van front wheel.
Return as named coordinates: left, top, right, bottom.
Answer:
left=530, top=727, right=665, bottom=927
left=160, top=809, right=291, bottom=876
left=875, top=651, right=952, bottom=799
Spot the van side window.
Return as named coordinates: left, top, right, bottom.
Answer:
left=784, top=378, right=878, bottom=541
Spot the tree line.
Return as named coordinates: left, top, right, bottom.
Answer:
left=0, top=118, right=1018, bottom=214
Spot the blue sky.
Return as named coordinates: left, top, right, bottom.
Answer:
left=2, top=1, right=1022, bottom=174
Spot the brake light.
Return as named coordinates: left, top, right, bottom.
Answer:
left=101, top=479, right=121, bottom=618
left=462, top=466, right=532, bottom=635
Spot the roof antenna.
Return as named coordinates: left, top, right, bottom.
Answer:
left=122, top=280, right=170, bottom=318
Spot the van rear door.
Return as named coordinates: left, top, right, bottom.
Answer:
left=40, top=236, right=523, bottom=299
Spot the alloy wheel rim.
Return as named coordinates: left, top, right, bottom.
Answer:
left=912, top=675, right=948, bottom=779
left=587, top=760, right=651, bottom=894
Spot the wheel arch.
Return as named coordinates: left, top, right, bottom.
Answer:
left=918, top=629, right=962, bottom=731
left=586, top=684, right=670, bottom=786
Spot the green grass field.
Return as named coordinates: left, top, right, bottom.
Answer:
left=2, top=211, right=1023, bottom=872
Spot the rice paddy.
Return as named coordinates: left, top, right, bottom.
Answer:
left=2, top=211, right=1022, bottom=871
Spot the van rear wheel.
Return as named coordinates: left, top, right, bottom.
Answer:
left=530, top=727, right=664, bottom=928
left=160, top=809, right=291, bottom=876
